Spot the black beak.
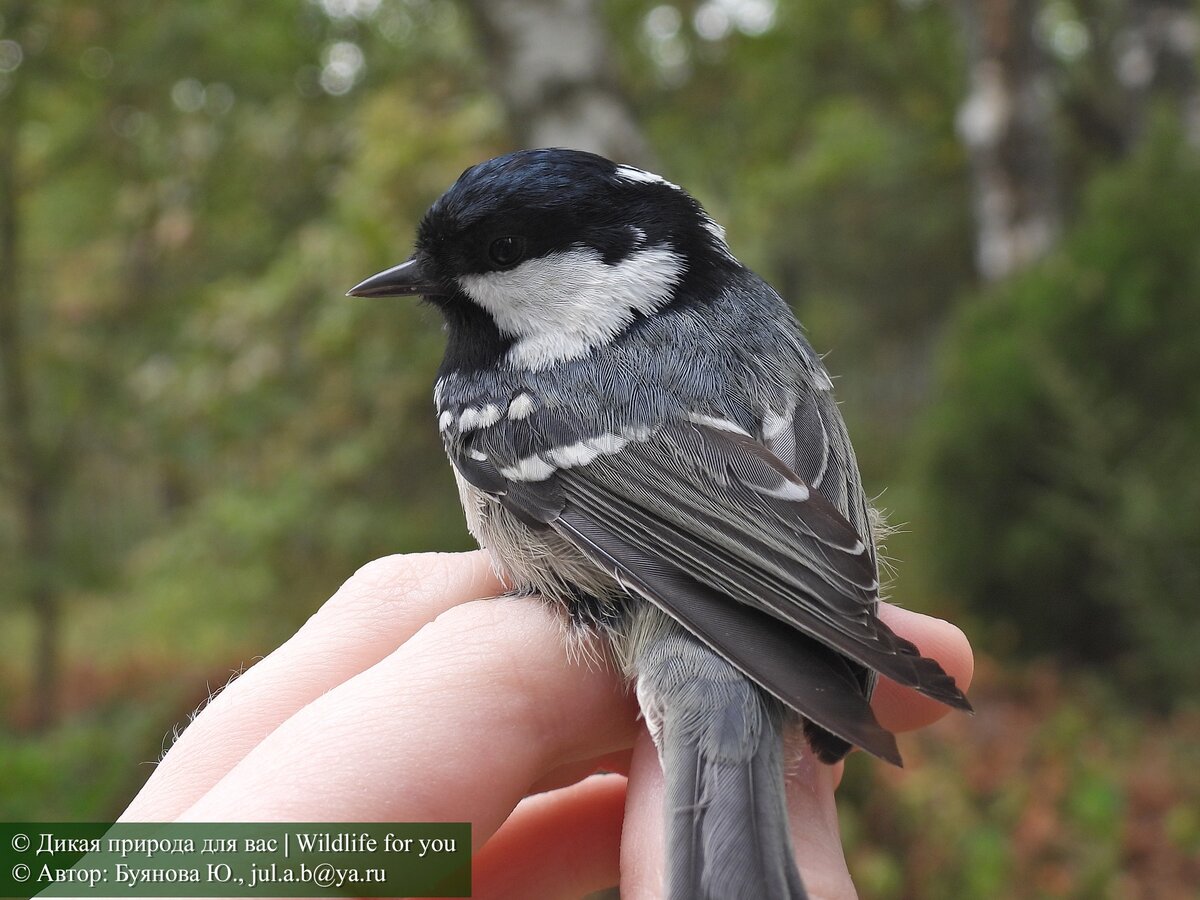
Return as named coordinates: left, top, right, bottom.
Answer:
left=346, top=257, right=448, bottom=298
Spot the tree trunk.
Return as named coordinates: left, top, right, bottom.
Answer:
left=1116, top=0, right=1200, bottom=149
left=460, top=0, right=653, bottom=166
left=0, top=13, right=61, bottom=731
left=956, top=0, right=1062, bottom=281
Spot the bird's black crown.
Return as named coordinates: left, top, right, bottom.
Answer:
left=414, top=148, right=733, bottom=286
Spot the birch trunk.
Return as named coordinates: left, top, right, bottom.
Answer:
left=956, top=0, right=1062, bottom=281
left=461, top=0, right=652, bottom=166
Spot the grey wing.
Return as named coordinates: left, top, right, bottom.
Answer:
left=448, top=420, right=969, bottom=764
left=776, top=381, right=875, bottom=559
left=558, top=423, right=965, bottom=702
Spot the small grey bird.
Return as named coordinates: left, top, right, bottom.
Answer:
left=349, top=149, right=969, bottom=899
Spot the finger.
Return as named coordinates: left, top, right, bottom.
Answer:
left=783, top=751, right=856, bottom=899
left=178, top=595, right=640, bottom=846
left=124, top=551, right=505, bottom=821
left=527, top=749, right=632, bottom=795
left=617, top=727, right=666, bottom=900
left=872, top=603, right=975, bottom=734
left=469, top=773, right=626, bottom=900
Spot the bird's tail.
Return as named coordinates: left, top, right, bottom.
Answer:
left=635, top=627, right=808, bottom=900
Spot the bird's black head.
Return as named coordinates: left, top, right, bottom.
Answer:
left=348, top=148, right=738, bottom=373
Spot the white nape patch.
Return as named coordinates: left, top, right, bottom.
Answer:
left=459, top=404, right=503, bottom=432
left=438, top=410, right=455, bottom=432
left=614, top=164, right=681, bottom=191
left=507, top=392, right=535, bottom=420
left=701, top=215, right=727, bottom=243
left=687, top=412, right=752, bottom=437
left=702, top=215, right=736, bottom=262
left=458, top=244, right=685, bottom=372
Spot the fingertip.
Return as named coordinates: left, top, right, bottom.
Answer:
left=873, top=603, right=975, bottom=734
left=472, top=774, right=627, bottom=900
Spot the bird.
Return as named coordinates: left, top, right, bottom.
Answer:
left=348, top=148, right=970, bottom=899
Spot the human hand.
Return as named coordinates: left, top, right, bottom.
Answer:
left=121, top=551, right=973, bottom=899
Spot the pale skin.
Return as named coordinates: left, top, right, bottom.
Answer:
left=121, top=551, right=974, bottom=900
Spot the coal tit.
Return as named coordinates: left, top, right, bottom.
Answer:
left=349, top=149, right=970, bottom=900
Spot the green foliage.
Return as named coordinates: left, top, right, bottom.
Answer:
left=841, top=667, right=1200, bottom=898
left=2, top=4, right=1199, bottom=892
left=921, top=121, right=1200, bottom=702
left=0, top=696, right=182, bottom=820
left=608, top=0, right=974, bottom=462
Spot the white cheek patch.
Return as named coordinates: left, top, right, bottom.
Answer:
left=458, top=245, right=685, bottom=371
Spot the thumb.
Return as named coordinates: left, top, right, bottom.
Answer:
left=784, top=748, right=857, bottom=899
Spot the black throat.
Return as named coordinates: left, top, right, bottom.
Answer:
left=430, top=291, right=515, bottom=377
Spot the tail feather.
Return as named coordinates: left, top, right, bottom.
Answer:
left=637, top=625, right=809, bottom=900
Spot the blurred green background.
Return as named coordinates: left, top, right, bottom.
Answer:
left=1, top=0, right=1198, bottom=896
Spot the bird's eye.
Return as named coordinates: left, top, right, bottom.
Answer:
left=487, top=236, right=525, bottom=269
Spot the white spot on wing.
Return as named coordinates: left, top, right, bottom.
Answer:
left=545, top=433, right=630, bottom=469
left=498, top=430, right=645, bottom=482
left=623, top=424, right=654, bottom=442
left=467, top=448, right=488, bottom=462
left=459, top=245, right=685, bottom=371
left=762, top=407, right=794, bottom=440
left=587, top=433, right=629, bottom=454
left=438, top=410, right=455, bottom=432
left=499, top=455, right=557, bottom=482
left=755, top=479, right=810, bottom=502
left=545, top=440, right=602, bottom=469
left=459, top=404, right=503, bottom=432
left=687, top=412, right=752, bottom=437
left=507, top=393, right=535, bottom=420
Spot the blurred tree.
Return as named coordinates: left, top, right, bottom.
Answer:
left=0, top=3, right=63, bottom=730
left=1117, top=0, right=1200, bottom=148
left=921, top=120, right=1200, bottom=704
left=461, top=0, right=652, bottom=164
left=956, top=0, right=1061, bottom=281
left=0, top=0, right=493, bottom=725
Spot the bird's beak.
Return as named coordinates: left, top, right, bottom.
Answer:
left=346, top=257, right=448, bottom=298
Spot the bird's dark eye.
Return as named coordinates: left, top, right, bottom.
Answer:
left=487, top=236, right=525, bottom=269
